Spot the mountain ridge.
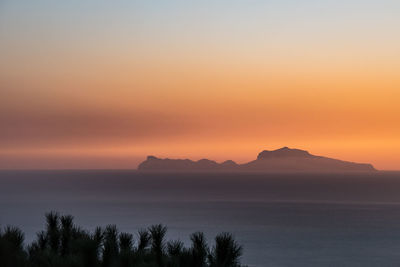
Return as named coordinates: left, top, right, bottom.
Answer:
left=138, top=147, right=376, bottom=172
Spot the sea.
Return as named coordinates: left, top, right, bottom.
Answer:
left=1, top=170, right=400, bottom=267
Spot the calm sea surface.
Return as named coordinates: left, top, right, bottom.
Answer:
left=1, top=170, right=400, bottom=266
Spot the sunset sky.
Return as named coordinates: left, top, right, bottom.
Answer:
left=1, top=0, right=399, bottom=170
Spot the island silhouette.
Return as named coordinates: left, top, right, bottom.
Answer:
left=138, top=147, right=376, bottom=172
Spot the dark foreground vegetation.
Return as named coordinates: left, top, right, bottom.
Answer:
left=0, top=212, right=244, bottom=267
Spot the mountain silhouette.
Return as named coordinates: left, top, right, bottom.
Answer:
left=138, top=147, right=376, bottom=172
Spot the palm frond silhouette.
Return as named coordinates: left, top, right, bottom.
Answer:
left=0, top=212, right=245, bottom=267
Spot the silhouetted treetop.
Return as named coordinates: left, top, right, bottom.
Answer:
left=0, top=212, right=245, bottom=267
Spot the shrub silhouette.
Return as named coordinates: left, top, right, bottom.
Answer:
left=137, top=229, right=150, bottom=252
left=190, top=232, right=208, bottom=267
left=0, top=226, right=27, bottom=267
left=208, top=233, right=243, bottom=267
left=0, top=212, right=245, bottom=267
left=46, top=211, right=60, bottom=253
left=149, top=224, right=167, bottom=267
left=60, top=215, right=73, bottom=256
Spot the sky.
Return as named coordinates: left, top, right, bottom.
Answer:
left=1, top=0, right=399, bottom=170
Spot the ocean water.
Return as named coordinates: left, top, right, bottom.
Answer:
left=1, top=170, right=400, bottom=266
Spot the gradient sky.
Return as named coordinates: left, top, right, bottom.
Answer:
left=1, top=0, right=400, bottom=169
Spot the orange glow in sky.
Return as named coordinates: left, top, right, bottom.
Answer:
left=1, top=1, right=400, bottom=169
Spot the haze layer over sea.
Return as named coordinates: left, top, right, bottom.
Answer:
left=1, top=170, right=400, bottom=267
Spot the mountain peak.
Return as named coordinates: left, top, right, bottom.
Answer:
left=257, top=147, right=312, bottom=160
